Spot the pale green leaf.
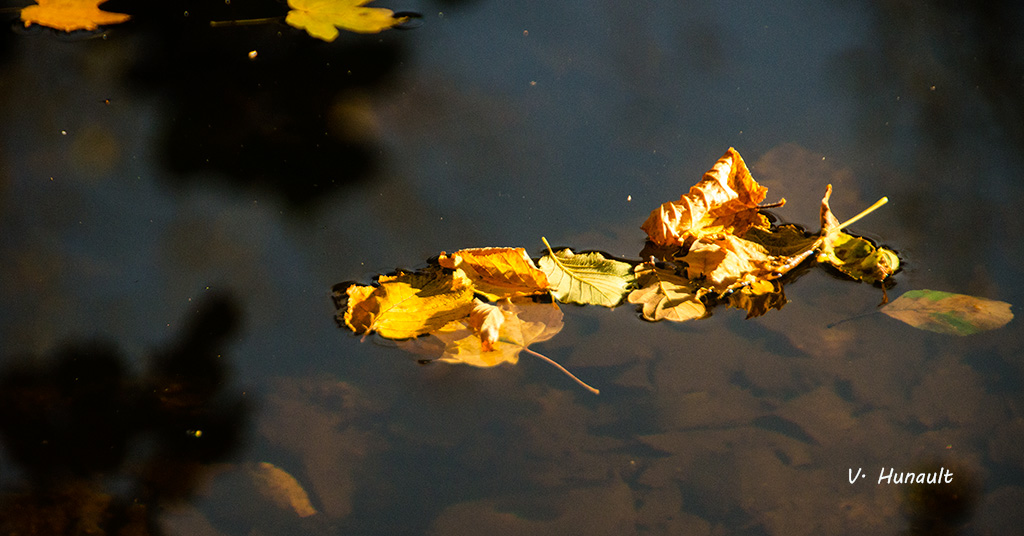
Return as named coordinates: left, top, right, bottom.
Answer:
left=538, top=237, right=636, bottom=307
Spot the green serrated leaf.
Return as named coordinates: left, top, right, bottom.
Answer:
left=538, top=237, right=636, bottom=307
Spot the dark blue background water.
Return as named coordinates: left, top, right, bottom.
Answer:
left=2, top=1, right=1023, bottom=534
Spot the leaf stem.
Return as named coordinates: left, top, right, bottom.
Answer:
left=835, top=197, right=888, bottom=232
left=521, top=346, right=600, bottom=395
left=209, top=17, right=282, bottom=27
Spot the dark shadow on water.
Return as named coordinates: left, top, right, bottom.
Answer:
left=108, top=0, right=411, bottom=213
left=0, top=294, right=250, bottom=535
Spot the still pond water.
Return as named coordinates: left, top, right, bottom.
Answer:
left=2, top=0, right=1023, bottom=534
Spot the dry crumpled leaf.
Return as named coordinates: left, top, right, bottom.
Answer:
left=641, top=147, right=770, bottom=247
left=438, top=247, right=550, bottom=301
left=627, top=262, right=706, bottom=322
left=20, top=0, right=130, bottom=32
left=285, top=0, right=408, bottom=41
left=340, top=269, right=475, bottom=339
left=882, top=289, right=1013, bottom=335
left=466, top=299, right=506, bottom=351
left=432, top=299, right=563, bottom=368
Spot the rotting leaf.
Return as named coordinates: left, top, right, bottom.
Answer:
left=538, top=238, right=636, bottom=307
left=285, top=0, right=408, bottom=41
left=816, top=185, right=899, bottom=284
left=725, top=279, right=786, bottom=319
left=881, top=290, right=1013, bottom=335
left=438, top=247, right=550, bottom=300
left=627, top=262, right=706, bottom=322
left=641, top=147, right=771, bottom=247
left=20, top=0, right=130, bottom=32
left=341, top=269, right=475, bottom=339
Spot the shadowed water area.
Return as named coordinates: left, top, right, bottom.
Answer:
left=1, top=0, right=1023, bottom=534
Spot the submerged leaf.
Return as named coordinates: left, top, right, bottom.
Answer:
left=250, top=462, right=317, bottom=518
left=725, top=279, right=786, bottom=318
left=285, top=0, right=408, bottom=41
left=433, top=299, right=564, bottom=368
left=882, top=290, right=1013, bottom=335
left=538, top=238, right=636, bottom=307
left=627, top=263, right=706, bottom=322
left=641, top=148, right=770, bottom=247
left=21, top=0, right=130, bottom=32
left=438, top=247, right=550, bottom=300
left=341, top=270, right=475, bottom=339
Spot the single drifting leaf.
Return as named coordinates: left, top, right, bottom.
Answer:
left=341, top=269, right=475, bottom=339
left=250, top=462, right=317, bottom=518
left=538, top=237, right=636, bottom=307
left=21, top=0, right=130, bottom=32
left=438, top=247, right=550, bottom=300
left=285, top=0, right=408, bottom=41
left=882, top=290, right=1013, bottom=336
left=641, top=147, right=770, bottom=247
left=628, top=263, right=706, bottom=322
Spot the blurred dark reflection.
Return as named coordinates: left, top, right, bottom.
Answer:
left=0, top=294, right=249, bottom=535
left=900, top=460, right=979, bottom=536
left=111, top=0, right=410, bottom=211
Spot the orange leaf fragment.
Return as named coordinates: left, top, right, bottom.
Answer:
left=21, top=0, right=130, bottom=32
left=438, top=247, right=550, bottom=300
left=642, top=148, right=770, bottom=247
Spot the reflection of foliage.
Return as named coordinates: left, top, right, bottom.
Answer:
left=0, top=294, right=249, bottom=535
left=125, top=0, right=409, bottom=211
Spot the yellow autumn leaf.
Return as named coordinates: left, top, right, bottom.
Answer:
left=438, top=247, right=550, bottom=300
left=816, top=185, right=900, bottom=284
left=641, top=148, right=771, bottom=247
left=341, top=269, right=475, bottom=339
left=285, top=0, right=408, bottom=41
left=20, top=0, right=130, bottom=32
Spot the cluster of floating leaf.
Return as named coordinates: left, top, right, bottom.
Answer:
left=334, top=148, right=1012, bottom=393
left=18, top=0, right=407, bottom=40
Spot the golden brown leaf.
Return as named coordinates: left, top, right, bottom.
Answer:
left=342, top=270, right=475, bottom=339
left=678, top=235, right=775, bottom=292
left=641, top=148, right=769, bottom=247
left=627, top=263, right=706, bottom=322
left=882, top=290, right=1013, bottom=335
left=438, top=247, right=550, bottom=300
left=21, top=0, right=130, bottom=32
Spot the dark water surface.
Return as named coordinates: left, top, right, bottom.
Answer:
left=2, top=1, right=1023, bottom=534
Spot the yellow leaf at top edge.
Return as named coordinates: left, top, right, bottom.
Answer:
left=21, top=0, right=130, bottom=33
left=286, top=0, right=407, bottom=42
